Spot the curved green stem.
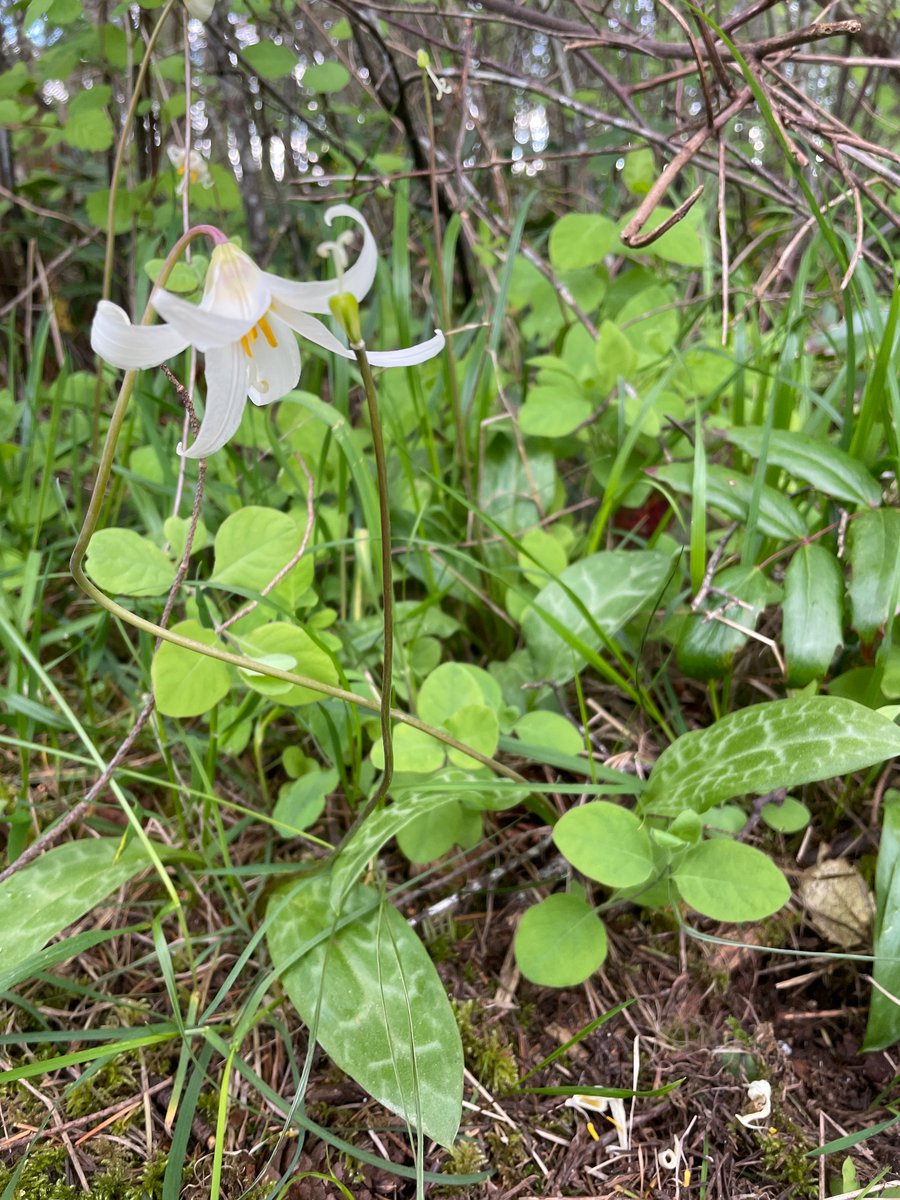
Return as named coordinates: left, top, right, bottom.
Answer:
left=353, top=343, right=394, bottom=812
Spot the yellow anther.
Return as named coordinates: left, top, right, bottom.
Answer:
left=251, top=327, right=258, bottom=341
left=258, top=315, right=278, bottom=347
left=240, top=334, right=253, bottom=358
left=586, top=1121, right=599, bottom=1142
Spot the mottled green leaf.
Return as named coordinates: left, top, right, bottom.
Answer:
left=642, top=696, right=900, bottom=817
left=724, top=427, right=881, bottom=508
left=267, top=874, right=463, bottom=1146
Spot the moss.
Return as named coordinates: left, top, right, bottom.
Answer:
left=452, top=1000, right=519, bottom=1095
left=757, top=1126, right=817, bottom=1198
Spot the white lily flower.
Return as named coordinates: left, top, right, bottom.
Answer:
left=90, top=205, right=445, bottom=458
left=167, top=145, right=213, bottom=195
left=565, top=1094, right=629, bottom=1150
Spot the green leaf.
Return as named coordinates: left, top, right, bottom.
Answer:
left=267, top=874, right=463, bottom=1147
left=513, top=711, right=583, bottom=757
left=676, top=563, right=777, bottom=680
left=641, top=696, right=900, bottom=817
left=417, top=662, right=500, bottom=728
left=619, top=206, right=705, bottom=267
left=85, top=528, right=176, bottom=597
left=514, top=892, right=607, bottom=987
left=519, top=385, right=592, bottom=438
left=331, top=789, right=466, bottom=907
left=653, top=462, right=808, bottom=540
left=864, top=791, right=900, bottom=1050
left=144, top=258, right=203, bottom=294
left=273, top=769, right=337, bottom=836
left=548, top=213, right=618, bottom=271
left=518, top=527, right=567, bottom=586
left=303, top=61, right=351, bottom=92
left=594, top=319, right=637, bottom=392
left=617, top=285, right=679, bottom=359
left=760, top=796, right=811, bottom=834
left=211, top=506, right=307, bottom=593
left=673, top=840, right=790, bottom=921
left=243, top=41, right=297, bottom=80
left=151, top=619, right=232, bottom=718
left=622, top=148, right=655, bottom=196
left=237, top=622, right=337, bottom=706
left=396, top=802, right=482, bottom=864
left=553, top=802, right=654, bottom=888
left=782, top=544, right=844, bottom=685
left=0, top=839, right=153, bottom=975
left=62, top=107, right=114, bottom=151
left=445, top=704, right=499, bottom=768
left=847, top=508, right=900, bottom=643
left=371, top=723, right=445, bottom=774
left=724, top=427, right=882, bottom=508
left=522, top=550, right=673, bottom=684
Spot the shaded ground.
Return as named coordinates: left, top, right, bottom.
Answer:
left=2, top=806, right=899, bottom=1200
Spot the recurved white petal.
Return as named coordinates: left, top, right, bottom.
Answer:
left=273, top=302, right=445, bottom=368
left=151, top=289, right=258, bottom=352
left=90, top=300, right=190, bottom=370
left=246, top=314, right=301, bottom=406
left=180, top=343, right=249, bottom=458
left=264, top=204, right=378, bottom=313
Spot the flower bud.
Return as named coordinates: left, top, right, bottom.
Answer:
left=329, top=292, right=363, bottom=346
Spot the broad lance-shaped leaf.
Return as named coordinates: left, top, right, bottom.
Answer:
left=722, top=426, right=882, bottom=508
left=640, top=696, right=900, bottom=817
left=847, top=508, right=900, bottom=644
left=330, top=790, right=465, bottom=908
left=651, top=462, right=807, bottom=541
left=0, top=839, right=155, bottom=973
left=522, top=549, right=673, bottom=684
left=865, top=791, right=900, bottom=1051
left=267, top=873, right=463, bottom=1148
left=782, top=543, right=844, bottom=686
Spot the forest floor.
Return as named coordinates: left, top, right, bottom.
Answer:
left=2, top=792, right=899, bottom=1200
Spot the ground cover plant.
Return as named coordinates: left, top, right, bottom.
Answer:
left=1, top=0, right=900, bottom=1196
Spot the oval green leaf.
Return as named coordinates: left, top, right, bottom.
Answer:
left=514, top=892, right=607, bottom=987
left=86, top=528, right=176, bottom=597
left=553, top=802, right=654, bottom=888
left=673, top=840, right=790, bottom=921
left=151, top=619, right=232, bottom=717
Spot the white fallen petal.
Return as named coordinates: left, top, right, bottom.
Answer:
left=90, top=300, right=189, bottom=369
left=565, top=1094, right=629, bottom=1150
left=179, top=343, right=249, bottom=459
left=735, top=1079, right=772, bottom=1128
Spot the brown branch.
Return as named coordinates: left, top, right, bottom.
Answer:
left=621, top=87, right=752, bottom=247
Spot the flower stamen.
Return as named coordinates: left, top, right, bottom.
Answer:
left=258, top=315, right=278, bottom=348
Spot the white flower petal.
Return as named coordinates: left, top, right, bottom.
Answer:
left=245, top=314, right=301, bottom=406
left=91, top=300, right=190, bottom=369
left=185, top=0, right=214, bottom=21
left=201, top=241, right=271, bottom=325
left=151, top=289, right=258, bottom=352
left=179, top=343, right=249, bottom=458
left=264, top=204, right=378, bottom=313
left=272, top=302, right=444, bottom=368
left=365, top=329, right=445, bottom=368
